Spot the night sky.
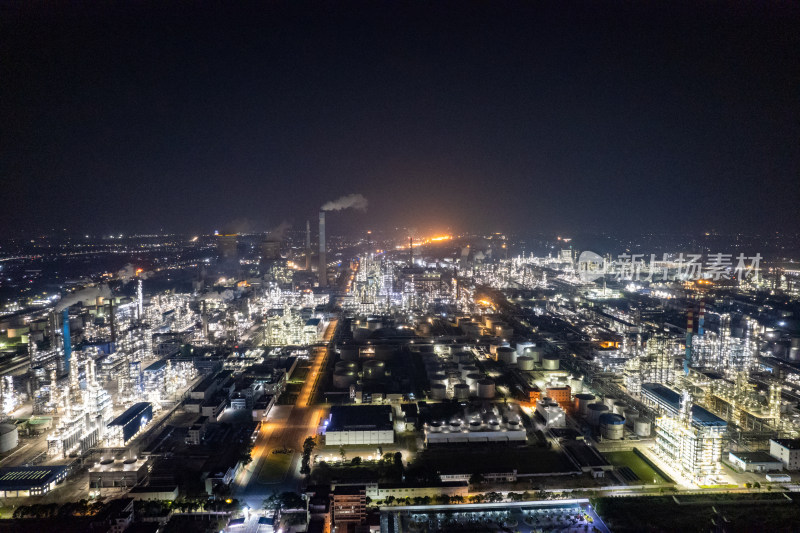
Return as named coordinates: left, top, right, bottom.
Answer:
left=2, top=2, right=799, bottom=236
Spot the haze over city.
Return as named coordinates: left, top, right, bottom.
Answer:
left=1, top=2, right=800, bottom=533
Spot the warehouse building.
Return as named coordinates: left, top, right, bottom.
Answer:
left=324, top=405, right=394, bottom=446
left=106, top=402, right=152, bottom=446
left=0, top=465, right=69, bottom=497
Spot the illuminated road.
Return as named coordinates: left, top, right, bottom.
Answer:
left=233, top=320, right=337, bottom=509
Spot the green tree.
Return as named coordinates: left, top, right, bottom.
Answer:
left=339, top=446, right=346, bottom=461
left=351, top=456, right=362, bottom=465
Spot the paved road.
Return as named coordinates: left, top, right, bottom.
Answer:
left=233, top=321, right=336, bottom=511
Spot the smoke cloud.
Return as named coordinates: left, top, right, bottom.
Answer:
left=117, top=263, right=151, bottom=281
left=55, top=284, right=112, bottom=312
left=266, top=221, right=291, bottom=241
left=321, top=193, right=368, bottom=212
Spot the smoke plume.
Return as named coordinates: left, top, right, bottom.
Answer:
left=321, top=193, right=368, bottom=212
left=266, top=221, right=291, bottom=241
left=55, top=284, right=112, bottom=312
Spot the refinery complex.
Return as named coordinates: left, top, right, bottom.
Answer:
left=3, top=2, right=800, bottom=531
left=0, top=217, right=799, bottom=532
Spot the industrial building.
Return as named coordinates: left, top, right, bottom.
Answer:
left=324, top=405, right=394, bottom=446
left=769, top=438, right=800, bottom=471
left=727, top=451, right=783, bottom=473
left=105, top=402, right=153, bottom=447
left=0, top=465, right=69, bottom=498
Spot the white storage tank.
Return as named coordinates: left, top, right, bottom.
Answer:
left=453, top=383, right=470, bottom=400
left=430, top=373, right=448, bottom=386
left=634, top=419, right=652, bottom=437
left=587, top=403, right=610, bottom=426
left=568, top=376, right=583, bottom=394
left=542, top=355, right=560, bottom=370
left=523, top=346, right=543, bottom=363
left=496, top=347, right=517, bottom=365
left=333, top=370, right=357, bottom=389
left=613, top=402, right=627, bottom=415
left=517, top=356, right=535, bottom=371
left=624, top=408, right=640, bottom=425
left=477, top=379, right=496, bottom=399
left=461, top=365, right=479, bottom=378
left=428, top=420, right=443, bottom=433
left=0, top=424, right=18, bottom=453
left=516, top=342, right=535, bottom=356
left=599, top=413, right=625, bottom=440
left=430, top=383, right=447, bottom=400
left=465, top=373, right=482, bottom=387
left=573, top=393, right=596, bottom=417
left=362, top=359, right=386, bottom=380
left=603, top=396, right=617, bottom=409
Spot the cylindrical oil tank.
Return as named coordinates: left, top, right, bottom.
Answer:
left=506, top=418, right=522, bottom=431
left=446, top=369, right=461, bottom=383
left=574, top=393, right=596, bottom=417
left=613, top=402, right=627, bottom=415
left=516, top=342, right=535, bottom=356
left=333, top=370, right=357, bottom=389
left=624, top=408, right=640, bottom=425
left=634, top=419, right=652, bottom=437
left=599, top=414, right=625, bottom=440
left=448, top=419, right=463, bottom=431
left=0, top=424, right=18, bottom=453
left=465, top=373, right=482, bottom=387
left=542, top=355, right=560, bottom=370
left=430, top=383, right=447, bottom=400
left=603, top=396, right=617, bottom=409
left=338, top=345, right=359, bottom=361
left=487, top=419, right=501, bottom=431
left=428, top=420, right=443, bottom=433
left=518, top=356, right=535, bottom=371
left=453, top=383, right=470, bottom=400
left=468, top=419, right=483, bottom=431
left=587, top=403, right=609, bottom=426
left=477, top=379, right=496, bottom=399
left=366, top=318, right=382, bottom=331
left=362, top=360, right=386, bottom=380
left=523, top=346, right=543, bottom=363
left=335, top=361, right=358, bottom=373
left=496, top=346, right=517, bottom=365
left=461, top=365, right=479, bottom=378
left=374, top=345, right=395, bottom=361
left=430, top=373, right=448, bottom=386
left=568, top=377, right=583, bottom=394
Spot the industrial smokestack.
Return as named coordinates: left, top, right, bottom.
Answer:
left=137, top=278, right=144, bottom=320
left=319, top=211, right=326, bottom=287
left=305, top=220, right=311, bottom=271
left=108, top=296, right=116, bottom=343
left=409, top=237, right=413, bottom=267
left=62, top=309, right=71, bottom=375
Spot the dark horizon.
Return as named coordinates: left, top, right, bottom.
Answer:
left=2, top=2, right=799, bottom=236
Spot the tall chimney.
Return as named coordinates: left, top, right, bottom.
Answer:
left=137, top=278, right=144, bottom=320
left=305, top=220, right=311, bottom=271
left=409, top=237, right=413, bottom=267
left=62, top=308, right=72, bottom=376
left=319, top=211, right=327, bottom=286
left=109, top=297, right=116, bottom=343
